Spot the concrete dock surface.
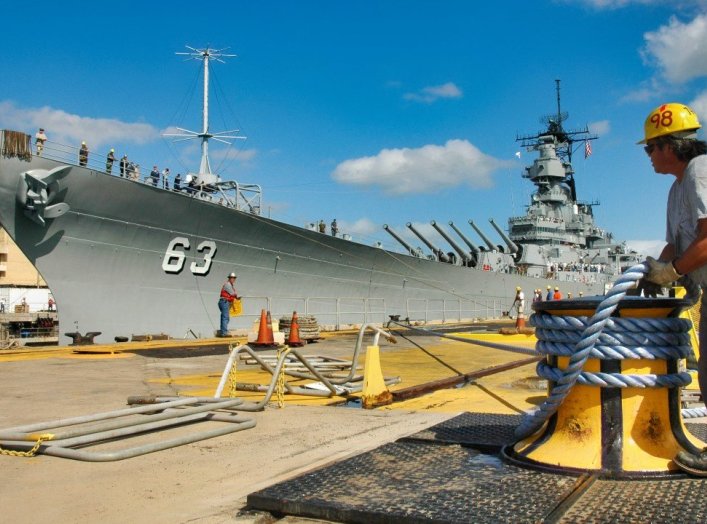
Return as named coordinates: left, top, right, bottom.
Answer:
left=0, top=322, right=634, bottom=523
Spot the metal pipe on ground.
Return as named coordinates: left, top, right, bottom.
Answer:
left=391, top=356, right=542, bottom=402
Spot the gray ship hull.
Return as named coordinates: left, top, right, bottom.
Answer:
left=0, top=152, right=605, bottom=345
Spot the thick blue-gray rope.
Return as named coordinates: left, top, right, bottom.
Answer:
left=514, top=263, right=700, bottom=440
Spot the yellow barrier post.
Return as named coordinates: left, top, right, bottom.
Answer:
left=362, top=345, right=392, bottom=409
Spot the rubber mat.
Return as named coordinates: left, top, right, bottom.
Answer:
left=400, top=411, right=522, bottom=450
left=248, top=440, right=581, bottom=524
left=557, top=477, right=707, bottom=524
left=248, top=417, right=707, bottom=523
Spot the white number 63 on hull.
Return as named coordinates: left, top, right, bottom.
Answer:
left=162, top=237, right=217, bottom=275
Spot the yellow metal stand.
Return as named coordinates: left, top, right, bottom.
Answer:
left=362, top=345, right=392, bottom=409
left=505, top=296, right=706, bottom=478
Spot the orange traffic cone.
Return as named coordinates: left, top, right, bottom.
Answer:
left=515, top=311, right=526, bottom=330
left=252, top=309, right=275, bottom=346
left=287, top=311, right=304, bottom=347
left=266, top=310, right=274, bottom=341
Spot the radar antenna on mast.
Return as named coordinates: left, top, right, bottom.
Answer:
left=164, top=46, right=246, bottom=186
left=516, top=79, right=598, bottom=165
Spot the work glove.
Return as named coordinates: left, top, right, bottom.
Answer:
left=645, top=256, right=682, bottom=286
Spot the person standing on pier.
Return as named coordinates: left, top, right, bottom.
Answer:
left=218, top=272, right=240, bottom=337
left=638, top=103, right=707, bottom=476
left=511, top=287, right=525, bottom=316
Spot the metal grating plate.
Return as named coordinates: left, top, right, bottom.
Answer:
left=400, top=411, right=522, bottom=450
left=558, top=477, right=707, bottom=524
left=686, top=421, right=707, bottom=442
left=247, top=440, right=580, bottom=524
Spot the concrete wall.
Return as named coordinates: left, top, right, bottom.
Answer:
left=0, top=227, right=47, bottom=287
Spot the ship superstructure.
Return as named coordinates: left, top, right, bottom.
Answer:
left=507, top=80, right=639, bottom=278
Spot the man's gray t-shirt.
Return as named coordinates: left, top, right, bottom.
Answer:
left=666, top=155, right=707, bottom=286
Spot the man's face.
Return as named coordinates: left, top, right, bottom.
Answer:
left=644, top=139, right=675, bottom=175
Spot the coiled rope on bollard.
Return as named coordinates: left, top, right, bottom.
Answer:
left=514, top=262, right=701, bottom=440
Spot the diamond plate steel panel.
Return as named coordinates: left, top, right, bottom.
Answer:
left=400, top=412, right=522, bottom=450
left=248, top=441, right=579, bottom=524
left=558, top=477, right=707, bottom=523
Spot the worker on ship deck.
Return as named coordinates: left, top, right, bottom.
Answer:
left=79, top=141, right=88, bottom=166
left=638, top=102, right=707, bottom=475
left=35, top=128, right=47, bottom=156
left=106, top=149, right=115, bottom=174
left=218, top=272, right=240, bottom=337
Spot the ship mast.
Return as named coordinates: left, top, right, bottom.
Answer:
left=165, top=46, right=246, bottom=185
left=515, top=79, right=597, bottom=203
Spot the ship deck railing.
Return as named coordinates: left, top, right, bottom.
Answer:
left=236, top=295, right=511, bottom=331
left=15, top=136, right=262, bottom=215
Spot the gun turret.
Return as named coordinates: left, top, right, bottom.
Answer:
left=468, top=220, right=496, bottom=251
left=430, top=221, right=471, bottom=264
left=448, top=221, right=480, bottom=258
left=383, top=224, right=417, bottom=256
left=407, top=222, right=450, bottom=262
left=489, top=218, right=519, bottom=254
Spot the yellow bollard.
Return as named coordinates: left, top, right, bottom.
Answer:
left=361, top=345, right=392, bottom=409
left=504, top=296, right=706, bottom=478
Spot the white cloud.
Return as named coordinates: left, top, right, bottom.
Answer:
left=403, top=82, right=462, bottom=103
left=563, top=0, right=693, bottom=9
left=209, top=146, right=257, bottom=163
left=690, top=89, right=707, bottom=125
left=331, top=139, right=513, bottom=195
left=339, top=218, right=379, bottom=238
left=0, top=101, right=160, bottom=149
left=588, top=120, right=610, bottom=136
left=642, top=14, right=707, bottom=84
left=625, top=239, right=664, bottom=258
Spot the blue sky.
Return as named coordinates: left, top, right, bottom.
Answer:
left=2, top=0, right=707, bottom=257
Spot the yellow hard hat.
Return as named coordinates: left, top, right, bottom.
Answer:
left=547, top=285, right=551, bottom=290
left=516, top=286, right=521, bottom=291
left=638, top=103, right=701, bottom=144
left=554, top=287, right=559, bottom=291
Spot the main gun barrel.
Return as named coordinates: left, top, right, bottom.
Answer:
left=407, top=222, right=449, bottom=262
left=468, top=220, right=496, bottom=251
left=489, top=218, right=519, bottom=254
left=448, top=221, right=480, bottom=256
left=430, top=221, right=470, bottom=264
left=383, top=224, right=417, bottom=256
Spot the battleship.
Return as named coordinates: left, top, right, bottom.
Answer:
left=0, top=48, right=641, bottom=344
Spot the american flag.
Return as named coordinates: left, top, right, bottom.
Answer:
left=584, top=140, right=592, bottom=159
